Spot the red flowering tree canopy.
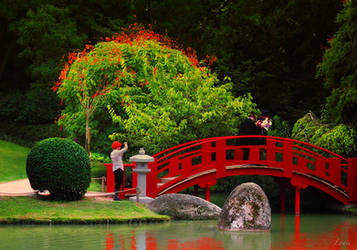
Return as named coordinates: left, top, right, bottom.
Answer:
left=55, top=24, right=258, bottom=153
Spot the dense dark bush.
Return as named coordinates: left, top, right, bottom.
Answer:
left=0, top=123, right=64, bottom=147
left=0, top=87, right=60, bottom=125
left=0, top=90, right=24, bottom=122
left=267, top=115, right=291, bottom=138
left=19, top=87, right=61, bottom=124
left=26, top=138, right=91, bottom=200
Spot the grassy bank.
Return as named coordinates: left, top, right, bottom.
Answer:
left=0, top=140, right=30, bottom=183
left=0, top=139, right=169, bottom=224
left=0, top=196, right=169, bottom=224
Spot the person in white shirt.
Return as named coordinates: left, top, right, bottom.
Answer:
left=110, top=141, right=128, bottom=200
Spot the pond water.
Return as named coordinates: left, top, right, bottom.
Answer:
left=0, top=214, right=356, bottom=250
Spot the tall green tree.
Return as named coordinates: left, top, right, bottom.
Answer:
left=55, top=26, right=259, bottom=154
left=316, top=0, right=357, bottom=128
left=292, top=1, right=357, bottom=157
left=0, top=0, right=30, bottom=90
left=0, top=1, right=134, bottom=128
left=15, top=4, right=87, bottom=83
left=3, top=0, right=133, bottom=88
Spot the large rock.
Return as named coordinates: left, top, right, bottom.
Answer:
left=147, top=193, right=221, bottom=220
left=217, top=182, right=271, bottom=231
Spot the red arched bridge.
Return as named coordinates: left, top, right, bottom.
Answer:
left=105, top=136, right=357, bottom=215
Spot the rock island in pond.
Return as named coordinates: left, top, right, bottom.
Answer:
left=147, top=193, right=221, bottom=220
left=217, top=182, right=271, bottom=231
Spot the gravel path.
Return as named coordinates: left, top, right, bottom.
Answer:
left=0, top=179, right=35, bottom=196
left=0, top=179, right=113, bottom=199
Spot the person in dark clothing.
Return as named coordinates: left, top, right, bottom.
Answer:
left=256, top=110, right=272, bottom=145
left=237, top=114, right=261, bottom=159
left=256, top=110, right=272, bottom=136
left=238, top=114, right=261, bottom=141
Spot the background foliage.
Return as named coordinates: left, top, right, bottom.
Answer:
left=316, top=0, right=357, bottom=129
left=292, top=112, right=356, bottom=157
left=0, top=1, right=355, bottom=154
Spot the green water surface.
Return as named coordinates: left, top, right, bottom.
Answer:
left=0, top=214, right=356, bottom=250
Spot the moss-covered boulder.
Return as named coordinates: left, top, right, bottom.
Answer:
left=26, top=138, right=91, bottom=200
left=147, top=193, right=221, bottom=220
left=218, top=182, right=271, bottom=231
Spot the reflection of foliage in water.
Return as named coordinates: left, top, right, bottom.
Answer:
left=0, top=215, right=356, bottom=249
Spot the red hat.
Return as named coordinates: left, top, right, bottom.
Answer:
left=112, top=141, right=122, bottom=150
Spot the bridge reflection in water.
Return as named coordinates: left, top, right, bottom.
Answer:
left=104, top=215, right=357, bottom=250
left=105, top=232, right=227, bottom=250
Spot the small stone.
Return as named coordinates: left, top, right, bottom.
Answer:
left=147, top=193, right=221, bottom=220
left=217, top=182, right=271, bottom=231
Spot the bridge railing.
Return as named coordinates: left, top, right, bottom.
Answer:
left=146, top=136, right=356, bottom=202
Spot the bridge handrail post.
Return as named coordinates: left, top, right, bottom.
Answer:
left=265, top=138, right=276, bottom=162
left=347, top=158, right=357, bottom=203
left=283, top=140, right=294, bottom=178
left=147, top=161, right=157, bottom=197
left=328, top=158, right=341, bottom=187
left=104, top=163, right=115, bottom=193
left=201, top=142, right=211, bottom=167
left=215, top=139, right=226, bottom=178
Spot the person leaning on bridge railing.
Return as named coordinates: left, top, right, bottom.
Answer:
left=110, top=141, right=128, bottom=201
left=237, top=113, right=262, bottom=159
left=256, top=110, right=273, bottom=136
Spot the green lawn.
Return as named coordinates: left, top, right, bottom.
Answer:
left=0, top=196, right=169, bottom=224
left=0, top=139, right=108, bottom=191
left=87, top=161, right=108, bottom=192
left=0, top=140, right=30, bottom=183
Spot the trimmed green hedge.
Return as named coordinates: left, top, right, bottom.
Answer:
left=26, top=138, right=91, bottom=200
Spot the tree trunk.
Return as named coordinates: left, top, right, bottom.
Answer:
left=85, top=113, right=91, bottom=154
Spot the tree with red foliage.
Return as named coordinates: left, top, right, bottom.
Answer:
left=54, top=24, right=258, bottom=154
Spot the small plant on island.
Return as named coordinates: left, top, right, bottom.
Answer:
left=26, top=138, right=91, bottom=200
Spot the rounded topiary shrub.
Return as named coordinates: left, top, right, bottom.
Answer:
left=26, top=138, right=91, bottom=200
